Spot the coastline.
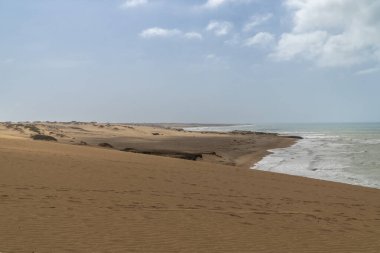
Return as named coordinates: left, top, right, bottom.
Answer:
left=187, top=123, right=380, bottom=189
left=0, top=122, right=297, bottom=169
left=0, top=122, right=380, bottom=252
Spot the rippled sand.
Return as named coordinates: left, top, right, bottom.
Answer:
left=0, top=123, right=379, bottom=252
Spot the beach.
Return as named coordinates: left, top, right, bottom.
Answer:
left=0, top=122, right=380, bottom=252
left=188, top=123, right=380, bottom=189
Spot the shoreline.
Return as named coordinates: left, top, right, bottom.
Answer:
left=2, top=121, right=379, bottom=189
left=186, top=124, right=380, bottom=190
left=255, top=145, right=380, bottom=190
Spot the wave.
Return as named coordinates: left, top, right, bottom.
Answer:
left=253, top=136, right=380, bottom=189
left=185, top=123, right=380, bottom=189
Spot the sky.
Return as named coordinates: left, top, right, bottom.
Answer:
left=1, top=0, right=380, bottom=123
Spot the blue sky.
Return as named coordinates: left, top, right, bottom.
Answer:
left=1, top=0, right=380, bottom=123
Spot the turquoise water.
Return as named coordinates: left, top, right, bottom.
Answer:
left=186, top=123, right=380, bottom=189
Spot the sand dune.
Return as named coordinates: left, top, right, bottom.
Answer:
left=0, top=123, right=379, bottom=252
left=0, top=122, right=296, bottom=168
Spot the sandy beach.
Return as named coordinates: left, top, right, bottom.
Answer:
left=0, top=122, right=380, bottom=252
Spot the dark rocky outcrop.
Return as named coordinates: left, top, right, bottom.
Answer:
left=31, top=135, right=57, bottom=142
left=230, top=130, right=278, bottom=136
left=98, top=143, right=114, bottom=148
left=122, top=148, right=203, bottom=161
left=286, top=135, right=303, bottom=140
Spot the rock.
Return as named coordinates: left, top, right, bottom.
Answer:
left=122, top=148, right=203, bottom=161
left=98, top=143, right=113, bottom=148
left=31, top=135, right=58, bottom=142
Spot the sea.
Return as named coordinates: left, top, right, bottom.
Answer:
left=185, top=123, right=380, bottom=189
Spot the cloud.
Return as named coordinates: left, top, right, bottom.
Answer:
left=203, top=0, right=226, bottom=9
left=224, top=34, right=241, bottom=46
left=206, top=21, right=233, bottom=36
left=203, top=54, right=229, bottom=69
left=356, top=67, right=380, bottom=75
left=273, top=31, right=329, bottom=60
left=205, top=54, right=218, bottom=60
left=140, top=28, right=203, bottom=40
left=243, top=13, right=273, bottom=32
left=184, top=32, right=203, bottom=40
left=272, top=0, right=380, bottom=67
left=140, top=27, right=182, bottom=38
left=202, top=0, right=253, bottom=9
left=245, top=32, right=275, bottom=47
left=120, top=0, right=148, bottom=9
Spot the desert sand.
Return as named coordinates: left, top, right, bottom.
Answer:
left=0, top=122, right=379, bottom=252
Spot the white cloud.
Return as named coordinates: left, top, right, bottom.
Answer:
left=272, top=0, right=380, bottom=67
left=205, top=54, right=218, bottom=60
left=121, top=0, right=148, bottom=9
left=202, top=0, right=253, bottom=9
left=356, top=67, right=380, bottom=75
left=206, top=21, right=233, bottom=36
left=245, top=32, right=275, bottom=47
left=203, top=54, right=229, bottom=69
left=243, top=13, right=273, bottom=32
left=203, top=0, right=226, bottom=9
left=273, top=31, right=329, bottom=60
left=184, top=32, right=203, bottom=40
left=140, top=27, right=182, bottom=38
left=224, top=34, right=241, bottom=46
left=140, top=28, right=203, bottom=41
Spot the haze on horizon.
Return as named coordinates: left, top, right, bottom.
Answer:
left=1, top=0, right=380, bottom=124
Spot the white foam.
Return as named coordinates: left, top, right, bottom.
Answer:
left=353, top=139, right=380, bottom=145
left=186, top=124, right=380, bottom=189
left=253, top=135, right=380, bottom=189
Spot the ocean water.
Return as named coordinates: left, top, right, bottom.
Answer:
left=186, top=123, right=380, bottom=189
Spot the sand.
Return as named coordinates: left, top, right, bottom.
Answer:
left=0, top=122, right=297, bottom=168
left=0, top=123, right=379, bottom=252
